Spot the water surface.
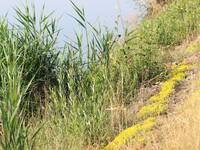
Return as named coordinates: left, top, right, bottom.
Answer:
left=0, top=0, right=145, bottom=41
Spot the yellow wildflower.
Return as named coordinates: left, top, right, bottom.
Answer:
left=104, top=117, right=156, bottom=150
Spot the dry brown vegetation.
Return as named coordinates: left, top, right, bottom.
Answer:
left=145, top=68, right=200, bottom=150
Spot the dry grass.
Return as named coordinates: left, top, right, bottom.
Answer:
left=145, top=0, right=168, bottom=16
left=104, top=63, right=191, bottom=150
left=166, top=35, right=200, bottom=64
left=123, top=42, right=200, bottom=150
left=144, top=67, right=200, bottom=150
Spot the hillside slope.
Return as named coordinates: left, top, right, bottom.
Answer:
left=144, top=50, right=200, bottom=149
left=104, top=31, right=200, bottom=149
left=127, top=36, right=200, bottom=149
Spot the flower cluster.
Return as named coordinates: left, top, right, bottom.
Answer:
left=137, top=65, right=189, bottom=119
left=104, top=117, right=156, bottom=150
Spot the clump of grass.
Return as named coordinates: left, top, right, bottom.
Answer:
left=14, top=4, right=60, bottom=116
left=0, top=20, right=39, bottom=150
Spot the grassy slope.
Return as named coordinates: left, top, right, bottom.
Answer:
left=105, top=63, right=191, bottom=149
left=105, top=0, right=200, bottom=149
left=126, top=34, right=200, bottom=150
left=160, top=68, right=200, bottom=150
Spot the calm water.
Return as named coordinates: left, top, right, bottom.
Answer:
left=0, top=0, right=145, bottom=42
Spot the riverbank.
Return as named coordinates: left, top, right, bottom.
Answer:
left=0, top=0, right=200, bottom=149
left=104, top=0, right=200, bottom=149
